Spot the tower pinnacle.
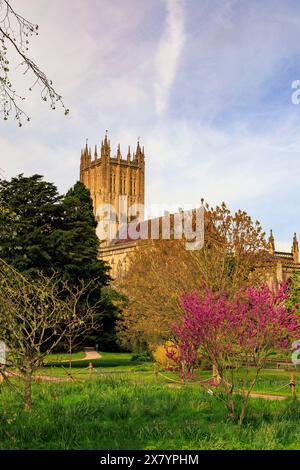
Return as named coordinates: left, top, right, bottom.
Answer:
left=292, top=232, right=299, bottom=264
left=268, top=229, right=275, bottom=256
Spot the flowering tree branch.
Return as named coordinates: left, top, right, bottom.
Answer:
left=167, top=284, right=300, bottom=425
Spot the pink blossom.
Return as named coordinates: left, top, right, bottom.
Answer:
left=167, top=283, right=300, bottom=377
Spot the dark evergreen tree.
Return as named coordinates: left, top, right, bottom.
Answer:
left=0, top=175, right=120, bottom=351
left=0, top=174, right=62, bottom=276
left=58, top=182, right=121, bottom=350
left=53, top=181, right=110, bottom=286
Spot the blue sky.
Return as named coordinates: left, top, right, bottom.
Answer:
left=1, top=0, right=300, bottom=251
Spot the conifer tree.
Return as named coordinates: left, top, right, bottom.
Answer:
left=54, top=180, right=110, bottom=286
left=0, top=174, right=62, bottom=275
left=0, top=175, right=119, bottom=350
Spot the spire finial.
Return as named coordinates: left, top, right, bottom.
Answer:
left=136, top=138, right=142, bottom=159
left=104, top=130, right=109, bottom=146
left=268, top=229, right=275, bottom=255
left=117, top=143, right=121, bottom=159
left=101, top=130, right=110, bottom=158
left=292, top=232, right=299, bottom=264
left=84, top=138, right=88, bottom=157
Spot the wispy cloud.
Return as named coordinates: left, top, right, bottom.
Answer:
left=154, top=0, right=186, bottom=115
left=1, top=0, right=300, bottom=247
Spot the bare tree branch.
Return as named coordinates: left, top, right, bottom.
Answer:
left=0, top=259, right=99, bottom=410
left=0, top=0, right=68, bottom=126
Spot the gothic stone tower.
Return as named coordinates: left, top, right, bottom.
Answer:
left=80, top=132, right=145, bottom=238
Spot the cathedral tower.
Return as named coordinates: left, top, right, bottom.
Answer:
left=80, top=131, right=145, bottom=238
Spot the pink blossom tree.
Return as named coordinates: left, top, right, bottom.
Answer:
left=167, top=284, right=300, bottom=425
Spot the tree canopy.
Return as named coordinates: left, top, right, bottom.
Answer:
left=0, top=174, right=63, bottom=275
left=117, top=202, right=273, bottom=350
left=0, top=175, right=110, bottom=285
left=0, top=174, right=122, bottom=351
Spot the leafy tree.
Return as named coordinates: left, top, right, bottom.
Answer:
left=0, top=201, right=15, bottom=241
left=56, top=182, right=118, bottom=351
left=0, top=176, right=110, bottom=283
left=0, top=175, right=120, bottom=351
left=0, top=259, right=100, bottom=410
left=287, top=271, right=300, bottom=314
left=93, top=286, right=127, bottom=352
left=0, top=0, right=68, bottom=125
left=117, top=202, right=272, bottom=351
left=168, top=284, right=300, bottom=426
left=54, top=181, right=110, bottom=285
left=0, top=174, right=63, bottom=276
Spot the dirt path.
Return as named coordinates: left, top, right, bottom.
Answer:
left=247, top=392, right=287, bottom=401
left=166, top=383, right=293, bottom=401
left=6, top=370, right=73, bottom=383
left=83, top=348, right=101, bottom=360
left=51, top=348, right=102, bottom=363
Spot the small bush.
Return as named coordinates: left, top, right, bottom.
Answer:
left=153, top=343, right=178, bottom=368
left=131, top=351, right=153, bottom=363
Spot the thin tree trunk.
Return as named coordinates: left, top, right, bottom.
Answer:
left=239, top=367, right=262, bottom=426
left=215, top=365, right=235, bottom=419
left=69, top=337, right=72, bottom=370
left=228, top=392, right=235, bottom=419
left=212, top=364, right=221, bottom=385
left=239, top=401, right=248, bottom=427
left=24, top=368, right=33, bottom=411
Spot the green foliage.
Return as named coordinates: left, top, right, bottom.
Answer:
left=131, top=351, right=153, bottom=363
left=45, top=351, right=135, bottom=369
left=0, top=174, right=62, bottom=275
left=55, top=181, right=109, bottom=284
left=91, top=287, right=127, bottom=351
left=0, top=175, right=110, bottom=284
left=1, top=378, right=300, bottom=449
left=0, top=175, right=122, bottom=350
left=287, top=271, right=300, bottom=314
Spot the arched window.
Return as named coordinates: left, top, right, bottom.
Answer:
left=131, top=176, right=136, bottom=195
left=121, top=174, right=126, bottom=194
left=110, top=172, right=116, bottom=193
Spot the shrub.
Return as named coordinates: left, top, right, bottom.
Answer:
left=131, top=351, right=153, bottom=363
left=153, top=342, right=179, bottom=368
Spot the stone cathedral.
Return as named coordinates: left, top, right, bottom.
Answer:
left=80, top=131, right=300, bottom=281
left=80, top=131, right=145, bottom=232
left=80, top=132, right=145, bottom=276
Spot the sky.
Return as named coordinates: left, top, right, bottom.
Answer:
left=1, top=0, right=300, bottom=251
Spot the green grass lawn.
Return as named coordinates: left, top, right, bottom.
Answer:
left=40, top=351, right=300, bottom=398
left=2, top=352, right=300, bottom=449
left=40, top=351, right=153, bottom=378
left=1, top=377, right=300, bottom=450
left=44, top=351, right=86, bottom=363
